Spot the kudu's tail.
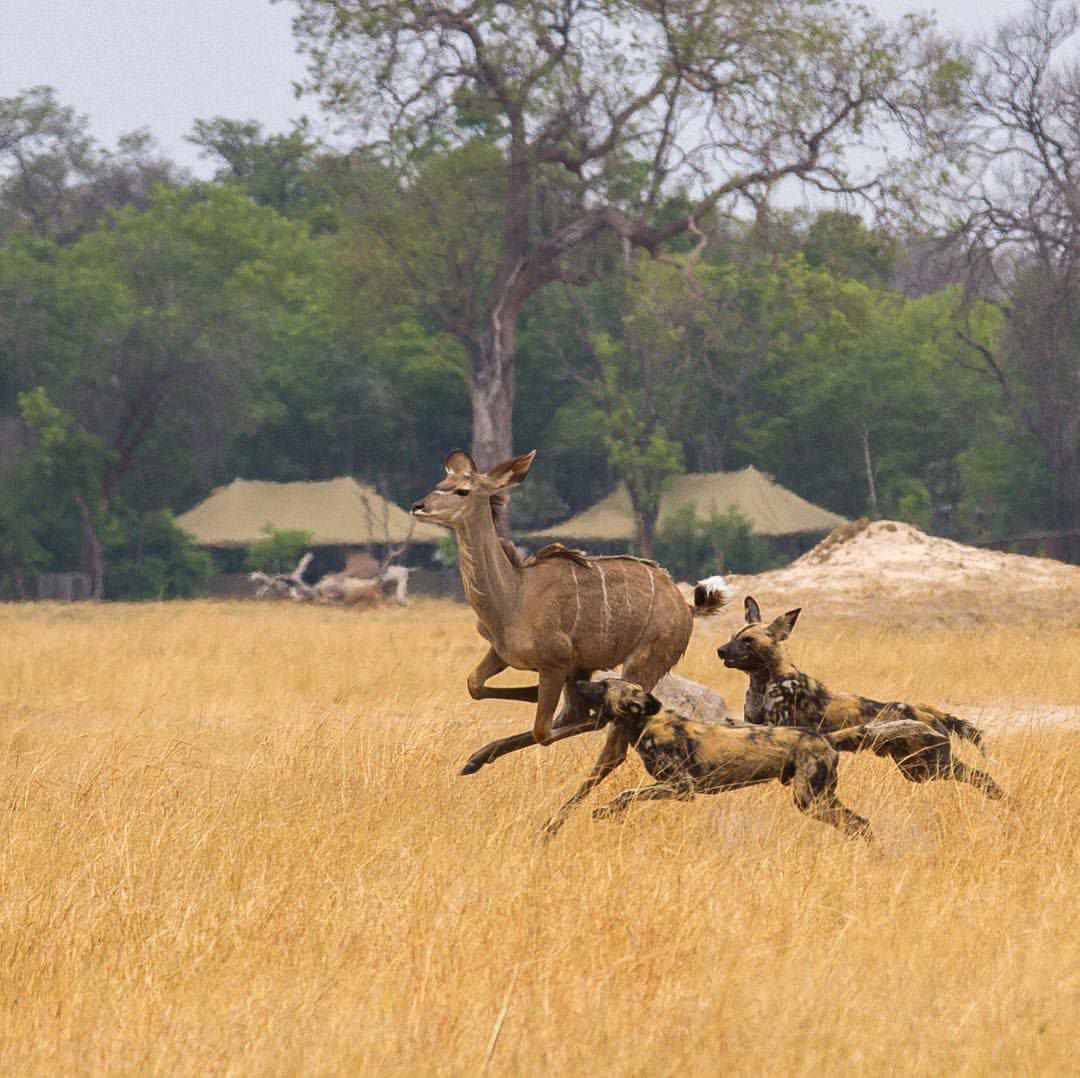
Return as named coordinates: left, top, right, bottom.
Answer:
left=692, top=575, right=733, bottom=616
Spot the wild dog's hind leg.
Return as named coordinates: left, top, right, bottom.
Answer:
left=792, top=743, right=873, bottom=840
left=947, top=760, right=1005, bottom=800
left=891, top=743, right=1005, bottom=800
left=593, top=782, right=694, bottom=819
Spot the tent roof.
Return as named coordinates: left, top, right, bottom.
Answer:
left=525, top=466, right=847, bottom=541
left=174, top=477, right=445, bottom=548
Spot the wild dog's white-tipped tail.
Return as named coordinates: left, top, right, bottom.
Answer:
left=693, top=575, right=732, bottom=616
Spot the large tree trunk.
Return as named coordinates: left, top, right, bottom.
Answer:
left=470, top=294, right=520, bottom=472
left=1046, top=441, right=1080, bottom=563
left=637, top=509, right=658, bottom=560
left=75, top=494, right=105, bottom=600
left=861, top=422, right=879, bottom=519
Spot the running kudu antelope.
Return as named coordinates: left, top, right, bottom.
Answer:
left=410, top=450, right=728, bottom=776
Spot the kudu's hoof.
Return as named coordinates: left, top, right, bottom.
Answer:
left=459, top=757, right=485, bottom=775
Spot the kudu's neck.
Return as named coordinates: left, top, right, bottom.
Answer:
left=453, top=497, right=522, bottom=632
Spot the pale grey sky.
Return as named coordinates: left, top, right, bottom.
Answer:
left=1, top=0, right=1035, bottom=177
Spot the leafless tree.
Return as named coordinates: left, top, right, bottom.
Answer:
left=948, top=0, right=1080, bottom=552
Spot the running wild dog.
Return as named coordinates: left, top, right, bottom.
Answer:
left=716, top=598, right=1004, bottom=799
left=541, top=677, right=874, bottom=839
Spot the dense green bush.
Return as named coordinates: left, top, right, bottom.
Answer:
left=654, top=504, right=777, bottom=581
left=104, top=511, right=214, bottom=599
left=244, top=525, right=314, bottom=575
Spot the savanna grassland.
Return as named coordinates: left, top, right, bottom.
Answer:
left=0, top=598, right=1078, bottom=1076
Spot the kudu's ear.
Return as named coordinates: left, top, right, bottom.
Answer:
left=767, top=608, right=801, bottom=641
left=744, top=596, right=762, bottom=624
left=643, top=693, right=663, bottom=716
left=486, top=449, right=536, bottom=489
left=444, top=449, right=476, bottom=476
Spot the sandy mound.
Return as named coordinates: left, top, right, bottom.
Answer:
left=726, top=519, right=1080, bottom=623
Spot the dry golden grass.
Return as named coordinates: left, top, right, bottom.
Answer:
left=0, top=598, right=1078, bottom=1076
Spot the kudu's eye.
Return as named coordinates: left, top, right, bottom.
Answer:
left=453, top=488, right=470, bottom=496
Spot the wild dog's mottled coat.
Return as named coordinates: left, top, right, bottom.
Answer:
left=716, top=598, right=1003, bottom=799
left=543, top=678, right=873, bottom=839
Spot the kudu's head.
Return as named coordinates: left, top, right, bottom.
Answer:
left=411, top=449, right=536, bottom=529
left=716, top=595, right=800, bottom=673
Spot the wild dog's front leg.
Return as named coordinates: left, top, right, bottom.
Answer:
left=593, top=782, right=694, bottom=819
left=540, top=725, right=630, bottom=838
left=791, top=744, right=873, bottom=840
left=467, top=646, right=540, bottom=703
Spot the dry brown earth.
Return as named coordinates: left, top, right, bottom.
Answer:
left=725, top=518, right=1080, bottom=627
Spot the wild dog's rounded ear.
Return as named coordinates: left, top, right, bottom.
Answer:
left=744, top=596, right=762, bottom=624
left=444, top=449, right=476, bottom=476
left=643, top=693, right=662, bottom=716
left=767, top=608, right=801, bottom=641
left=486, top=449, right=536, bottom=489
left=575, top=679, right=606, bottom=701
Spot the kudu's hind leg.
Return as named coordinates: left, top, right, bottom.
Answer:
left=622, top=645, right=679, bottom=695
left=792, top=747, right=873, bottom=840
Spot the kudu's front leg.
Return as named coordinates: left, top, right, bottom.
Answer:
left=466, top=647, right=539, bottom=703
left=532, top=669, right=567, bottom=746
left=461, top=662, right=595, bottom=774
left=460, top=718, right=601, bottom=775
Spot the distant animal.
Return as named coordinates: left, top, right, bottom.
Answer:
left=410, top=449, right=729, bottom=783
left=247, top=553, right=316, bottom=601
left=247, top=570, right=291, bottom=600
left=542, top=677, right=874, bottom=840
left=377, top=563, right=415, bottom=606
left=313, top=573, right=384, bottom=608
left=247, top=547, right=414, bottom=607
left=715, top=597, right=1003, bottom=799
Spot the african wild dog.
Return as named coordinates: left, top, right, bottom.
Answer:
left=716, top=597, right=1004, bottom=799
left=541, top=677, right=874, bottom=840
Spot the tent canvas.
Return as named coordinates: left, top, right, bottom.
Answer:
left=175, top=477, right=445, bottom=548
left=525, top=466, right=847, bottom=542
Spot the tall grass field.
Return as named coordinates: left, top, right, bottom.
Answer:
left=0, top=599, right=1077, bottom=1075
